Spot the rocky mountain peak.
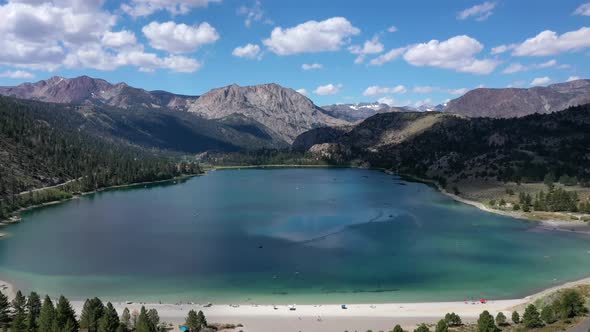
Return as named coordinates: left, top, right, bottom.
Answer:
left=188, top=83, right=347, bottom=143
left=0, top=75, right=197, bottom=110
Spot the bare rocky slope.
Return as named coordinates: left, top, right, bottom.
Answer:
left=445, top=79, right=590, bottom=118
left=186, top=83, right=348, bottom=143
left=0, top=76, right=198, bottom=110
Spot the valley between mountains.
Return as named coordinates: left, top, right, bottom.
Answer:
left=1, top=75, right=590, bottom=225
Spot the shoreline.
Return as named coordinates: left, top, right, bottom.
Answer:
left=2, top=166, right=590, bottom=331
left=1, top=277, right=589, bottom=331
left=4, top=164, right=587, bottom=229
left=398, top=172, right=590, bottom=233
left=0, top=174, right=200, bottom=228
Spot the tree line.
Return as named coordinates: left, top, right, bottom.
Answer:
left=362, top=289, right=587, bottom=331
left=0, top=97, right=202, bottom=220
left=0, top=291, right=211, bottom=332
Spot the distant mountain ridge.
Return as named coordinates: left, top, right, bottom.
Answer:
left=321, top=102, right=409, bottom=122
left=0, top=75, right=199, bottom=110
left=3, top=75, right=590, bottom=147
left=445, top=79, right=590, bottom=118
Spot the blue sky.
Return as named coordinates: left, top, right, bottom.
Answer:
left=0, top=0, right=589, bottom=106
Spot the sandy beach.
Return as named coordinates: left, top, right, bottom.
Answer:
left=1, top=277, right=589, bottom=332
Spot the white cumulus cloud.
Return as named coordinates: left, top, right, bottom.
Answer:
left=403, top=35, right=499, bottom=74
left=512, top=27, right=590, bottom=56
left=368, top=47, right=406, bottom=66
left=296, top=88, right=308, bottom=96
left=263, top=17, right=360, bottom=55
left=502, top=59, right=558, bottom=74
left=491, top=44, right=515, bottom=55
left=530, top=77, right=551, bottom=86
left=412, top=86, right=468, bottom=95
left=302, top=63, right=323, bottom=70
left=567, top=76, right=581, bottom=82
left=142, top=21, right=219, bottom=54
left=0, top=70, right=34, bottom=79
left=0, top=1, right=205, bottom=73
left=102, top=30, right=137, bottom=49
left=574, top=3, right=590, bottom=16
left=457, top=2, right=496, bottom=21
left=237, top=0, right=271, bottom=27
left=121, top=0, right=221, bottom=17
left=387, top=26, right=398, bottom=33
left=314, top=83, right=342, bottom=96
left=502, top=63, right=528, bottom=74
left=349, top=36, right=384, bottom=64
left=232, top=43, right=261, bottom=59
left=363, top=85, right=406, bottom=96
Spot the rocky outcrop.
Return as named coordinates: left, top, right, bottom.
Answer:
left=186, top=83, right=348, bottom=143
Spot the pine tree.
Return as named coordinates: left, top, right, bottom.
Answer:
left=97, top=303, right=119, bottom=332
left=392, top=325, right=404, bottom=332
left=37, top=297, right=55, bottom=332
left=522, top=304, right=543, bottom=328
left=476, top=310, right=496, bottom=332
left=55, top=296, right=78, bottom=332
left=120, top=309, right=130, bottom=330
left=184, top=311, right=199, bottom=332
left=146, top=310, right=158, bottom=329
left=495, top=312, right=506, bottom=326
left=413, top=324, right=430, bottom=332
left=196, top=311, right=206, bottom=330
left=134, top=307, right=154, bottom=332
left=540, top=305, right=557, bottom=324
left=26, top=292, right=41, bottom=332
left=435, top=319, right=448, bottom=332
left=444, top=312, right=461, bottom=327
left=80, top=298, right=104, bottom=332
left=0, top=292, right=11, bottom=332
left=11, top=291, right=28, bottom=332
left=556, top=289, right=587, bottom=319
left=511, top=311, right=520, bottom=324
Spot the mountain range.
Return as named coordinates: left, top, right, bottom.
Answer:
left=445, top=79, right=590, bottom=118
left=292, top=105, right=590, bottom=185
left=1, top=75, right=589, bottom=155
left=0, top=76, right=347, bottom=145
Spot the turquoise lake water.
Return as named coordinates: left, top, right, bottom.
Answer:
left=1, top=168, right=590, bottom=304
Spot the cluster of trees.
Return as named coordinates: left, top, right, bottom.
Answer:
left=0, top=291, right=77, bottom=332
left=381, top=289, right=587, bottom=332
left=0, top=97, right=202, bottom=219
left=532, top=187, right=579, bottom=212
left=0, top=291, right=212, bottom=332
left=497, top=185, right=590, bottom=214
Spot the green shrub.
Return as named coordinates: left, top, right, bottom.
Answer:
left=523, top=304, right=543, bottom=328
left=511, top=311, right=520, bottom=324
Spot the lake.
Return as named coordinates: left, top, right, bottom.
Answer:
left=1, top=168, right=589, bottom=304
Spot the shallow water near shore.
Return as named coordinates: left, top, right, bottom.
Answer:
left=1, top=168, right=590, bottom=304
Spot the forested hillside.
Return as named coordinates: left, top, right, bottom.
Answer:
left=0, top=96, right=201, bottom=218
left=294, top=104, right=590, bottom=185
